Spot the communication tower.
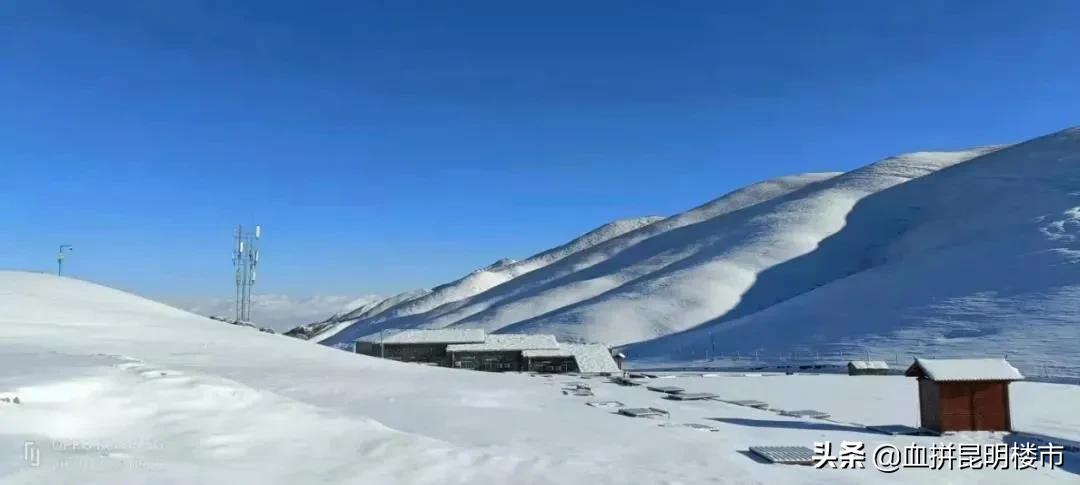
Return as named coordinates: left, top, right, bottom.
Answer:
left=232, top=225, right=261, bottom=323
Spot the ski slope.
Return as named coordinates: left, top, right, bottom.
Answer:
left=1, top=272, right=1076, bottom=484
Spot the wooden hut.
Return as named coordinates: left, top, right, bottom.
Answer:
left=904, top=358, right=1024, bottom=432
left=847, top=360, right=889, bottom=375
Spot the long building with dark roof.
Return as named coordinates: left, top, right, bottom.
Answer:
left=354, top=329, right=619, bottom=374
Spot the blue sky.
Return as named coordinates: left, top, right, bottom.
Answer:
left=3, top=1, right=1079, bottom=300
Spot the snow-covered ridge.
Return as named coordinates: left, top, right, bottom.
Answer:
left=626, top=127, right=1080, bottom=376
left=487, top=146, right=1004, bottom=343
left=309, top=216, right=664, bottom=343
left=361, top=216, right=665, bottom=324
left=318, top=172, right=837, bottom=346
left=312, top=127, right=1077, bottom=380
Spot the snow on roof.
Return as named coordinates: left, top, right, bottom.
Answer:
left=563, top=343, right=620, bottom=374
left=447, top=334, right=559, bottom=352
left=848, top=360, right=889, bottom=370
left=356, top=328, right=486, bottom=345
left=905, top=358, right=1024, bottom=382
left=522, top=348, right=574, bottom=358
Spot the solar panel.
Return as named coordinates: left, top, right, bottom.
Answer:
left=646, top=386, right=684, bottom=393
left=748, top=446, right=815, bottom=465
left=779, top=409, right=830, bottom=419
left=728, top=399, right=769, bottom=408
left=618, top=407, right=670, bottom=418
left=664, top=392, right=718, bottom=401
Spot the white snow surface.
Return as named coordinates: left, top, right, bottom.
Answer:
left=629, top=128, right=1080, bottom=377
left=563, top=343, right=621, bottom=374
left=0, top=272, right=1077, bottom=484
left=910, top=358, right=1024, bottom=382
left=850, top=361, right=890, bottom=370
left=357, top=328, right=486, bottom=344
left=314, top=216, right=663, bottom=344
left=520, top=348, right=574, bottom=358
left=349, top=216, right=661, bottom=325
left=445, top=334, right=559, bottom=352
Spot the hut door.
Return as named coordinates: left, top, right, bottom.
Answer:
left=972, top=382, right=1008, bottom=431
left=940, top=383, right=974, bottom=431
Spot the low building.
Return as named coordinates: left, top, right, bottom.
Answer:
left=447, top=334, right=560, bottom=372
left=352, top=329, right=619, bottom=374
left=847, top=360, right=890, bottom=375
left=354, top=328, right=485, bottom=366
left=904, top=358, right=1024, bottom=432
left=522, top=348, right=578, bottom=373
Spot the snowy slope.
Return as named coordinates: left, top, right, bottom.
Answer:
left=318, top=216, right=665, bottom=345
left=360, top=216, right=664, bottom=324
left=287, top=289, right=430, bottom=342
left=1, top=272, right=1076, bottom=484
left=315, top=128, right=1078, bottom=380
left=320, top=173, right=837, bottom=346
left=336, top=288, right=432, bottom=323
left=489, top=147, right=1001, bottom=344
left=628, top=127, right=1080, bottom=376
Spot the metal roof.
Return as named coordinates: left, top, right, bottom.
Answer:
left=904, top=358, right=1024, bottom=382
left=355, top=328, right=486, bottom=345
left=646, top=385, right=685, bottom=393
left=618, top=407, right=669, bottom=418
left=446, top=334, right=559, bottom=352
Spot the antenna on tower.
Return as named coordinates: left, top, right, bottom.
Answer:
left=232, top=224, right=262, bottom=324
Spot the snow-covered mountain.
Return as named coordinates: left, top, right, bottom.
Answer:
left=313, top=127, right=1080, bottom=377
left=302, top=216, right=663, bottom=342
left=628, top=127, right=1080, bottom=372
